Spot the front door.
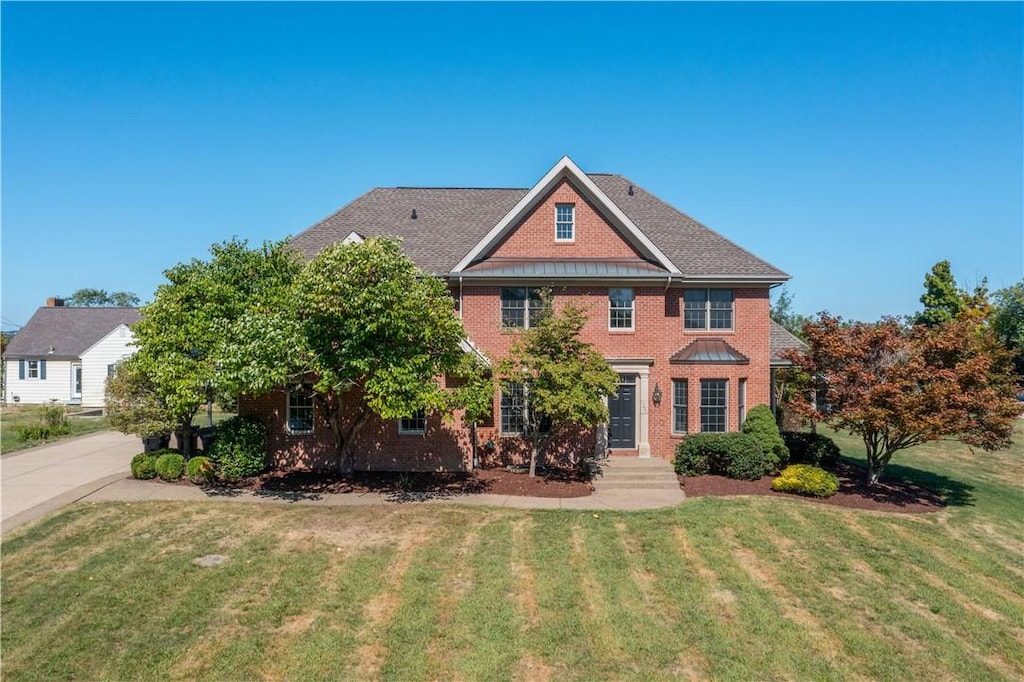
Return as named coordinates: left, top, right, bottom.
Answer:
left=72, top=364, right=82, bottom=401
left=608, top=374, right=636, bottom=448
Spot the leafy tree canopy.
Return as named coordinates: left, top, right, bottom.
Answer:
left=496, top=300, right=619, bottom=477
left=914, top=260, right=990, bottom=327
left=992, top=281, right=1024, bottom=381
left=784, top=313, right=1019, bottom=485
left=770, top=285, right=812, bottom=339
left=66, top=288, right=141, bottom=307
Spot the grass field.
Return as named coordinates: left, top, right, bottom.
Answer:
left=0, top=404, right=110, bottom=453
left=2, top=425, right=1022, bottom=680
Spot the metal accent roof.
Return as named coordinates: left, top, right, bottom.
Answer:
left=670, top=338, right=750, bottom=364
left=460, top=258, right=667, bottom=279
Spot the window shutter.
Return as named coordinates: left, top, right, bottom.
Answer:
left=19, top=360, right=25, bottom=380
left=40, top=360, right=47, bottom=380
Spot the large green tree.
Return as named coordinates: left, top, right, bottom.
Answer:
left=496, top=301, right=619, bottom=477
left=218, top=237, right=475, bottom=472
left=129, top=238, right=302, bottom=454
left=785, top=313, right=1019, bottom=485
left=770, top=285, right=812, bottom=339
left=992, top=281, right=1024, bottom=380
left=66, top=288, right=141, bottom=307
left=914, top=260, right=990, bottom=327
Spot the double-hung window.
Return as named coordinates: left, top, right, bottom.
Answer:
left=608, top=288, right=634, bottom=330
left=287, top=391, right=315, bottom=435
left=27, top=360, right=39, bottom=379
left=700, top=379, right=728, bottom=432
left=683, top=289, right=734, bottom=330
left=555, top=204, right=575, bottom=241
left=500, top=383, right=525, bottom=435
left=501, top=287, right=548, bottom=329
left=672, top=379, right=688, bottom=433
left=399, top=409, right=426, bottom=435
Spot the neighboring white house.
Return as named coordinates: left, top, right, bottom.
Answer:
left=3, top=299, right=141, bottom=408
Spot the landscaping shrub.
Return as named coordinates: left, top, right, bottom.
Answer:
left=208, top=416, right=267, bottom=480
left=674, top=433, right=774, bottom=481
left=741, top=404, right=789, bottom=469
left=772, top=464, right=840, bottom=498
left=42, top=405, right=69, bottom=431
left=782, top=432, right=841, bottom=467
left=186, top=456, right=215, bottom=484
left=154, top=453, right=185, bottom=481
left=131, top=452, right=158, bottom=480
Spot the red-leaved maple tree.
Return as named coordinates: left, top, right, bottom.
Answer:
left=784, top=314, right=1020, bottom=485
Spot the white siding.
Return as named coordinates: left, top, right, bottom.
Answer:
left=4, top=359, right=74, bottom=405
left=80, top=325, right=137, bottom=408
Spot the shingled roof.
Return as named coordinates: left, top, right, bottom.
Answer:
left=289, top=167, right=788, bottom=281
left=769, top=320, right=807, bottom=366
left=5, top=307, right=140, bottom=360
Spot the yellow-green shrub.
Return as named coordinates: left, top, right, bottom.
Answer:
left=771, top=464, right=839, bottom=498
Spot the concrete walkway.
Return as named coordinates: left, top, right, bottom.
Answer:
left=2, top=431, right=141, bottom=533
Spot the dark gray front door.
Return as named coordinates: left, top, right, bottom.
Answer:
left=608, top=374, right=636, bottom=448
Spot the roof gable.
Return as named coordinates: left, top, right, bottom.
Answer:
left=451, top=156, right=679, bottom=274
left=5, top=308, right=141, bottom=359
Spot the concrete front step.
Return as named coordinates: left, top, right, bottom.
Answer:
left=594, top=480, right=681, bottom=491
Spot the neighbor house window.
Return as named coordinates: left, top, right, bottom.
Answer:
left=287, top=391, right=315, bottom=435
left=609, top=288, right=635, bottom=330
left=27, top=360, right=39, bottom=379
left=700, top=379, right=728, bottom=432
left=107, top=364, right=117, bottom=378
left=684, top=289, right=734, bottom=330
left=501, top=287, right=549, bottom=329
left=501, top=383, right=525, bottom=435
left=399, top=409, right=426, bottom=435
left=672, top=379, right=688, bottom=434
left=555, top=203, right=575, bottom=241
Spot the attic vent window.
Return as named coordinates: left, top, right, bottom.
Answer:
left=555, top=204, right=575, bottom=242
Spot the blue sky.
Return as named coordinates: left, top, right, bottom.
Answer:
left=3, top=2, right=1021, bottom=330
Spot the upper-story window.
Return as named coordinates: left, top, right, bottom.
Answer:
left=555, top=204, right=575, bottom=241
left=684, top=289, right=734, bottom=330
left=608, top=288, right=634, bottom=330
left=501, top=287, right=549, bottom=329
left=26, top=360, right=40, bottom=379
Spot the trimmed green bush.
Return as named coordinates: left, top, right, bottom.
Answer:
left=154, top=453, right=185, bottom=481
left=674, top=433, right=774, bottom=481
left=131, top=452, right=158, bottom=480
left=186, top=456, right=215, bottom=484
left=782, top=432, right=841, bottom=467
left=741, top=404, right=788, bottom=469
left=208, top=416, right=267, bottom=480
left=772, top=464, right=840, bottom=498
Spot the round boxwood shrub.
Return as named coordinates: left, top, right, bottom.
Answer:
left=771, top=464, right=840, bottom=498
left=154, top=453, right=185, bottom=481
left=186, top=456, right=215, bottom=484
left=208, top=416, right=267, bottom=481
left=674, top=433, right=774, bottom=481
left=781, top=432, right=841, bottom=467
left=741, top=404, right=789, bottom=469
left=130, top=452, right=158, bottom=480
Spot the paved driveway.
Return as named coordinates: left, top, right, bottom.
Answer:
left=2, top=431, right=139, bottom=533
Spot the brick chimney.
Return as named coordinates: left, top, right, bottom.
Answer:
left=46, top=297, right=65, bottom=307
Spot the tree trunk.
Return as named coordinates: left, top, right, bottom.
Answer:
left=529, top=443, right=538, bottom=478
left=337, top=409, right=371, bottom=474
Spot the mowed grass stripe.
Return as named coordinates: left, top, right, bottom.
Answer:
left=446, top=517, right=522, bottom=681
left=376, top=517, right=468, bottom=680
left=775, top=507, right=1017, bottom=680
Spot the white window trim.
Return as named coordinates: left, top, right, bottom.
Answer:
left=699, top=378, right=729, bottom=433
left=398, top=410, right=426, bottom=435
left=26, top=360, right=40, bottom=380
left=738, top=378, right=747, bottom=426
left=683, top=289, right=735, bottom=332
left=671, top=379, right=688, bottom=435
left=608, top=288, right=635, bottom=332
left=287, top=390, right=315, bottom=436
left=555, top=203, right=575, bottom=243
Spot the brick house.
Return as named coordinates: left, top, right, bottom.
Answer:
left=239, top=157, right=803, bottom=471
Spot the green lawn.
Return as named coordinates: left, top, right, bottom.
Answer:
left=0, top=404, right=110, bottom=453
left=2, top=424, right=1023, bottom=680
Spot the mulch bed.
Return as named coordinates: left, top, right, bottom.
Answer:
left=681, top=459, right=945, bottom=514
left=201, top=466, right=592, bottom=501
